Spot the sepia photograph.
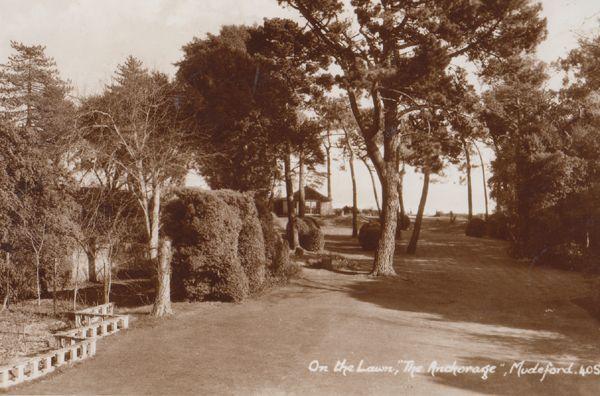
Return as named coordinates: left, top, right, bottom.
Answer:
left=0, top=0, right=599, bottom=394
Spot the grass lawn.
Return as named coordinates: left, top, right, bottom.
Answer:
left=11, top=216, right=600, bottom=395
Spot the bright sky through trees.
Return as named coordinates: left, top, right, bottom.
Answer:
left=1, top=0, right=598, bottom=214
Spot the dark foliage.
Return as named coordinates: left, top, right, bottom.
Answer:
left=163, top=189, right=251, bottom=302
left=465, top=218, right=486, bottom=238
left=214, top=190, right=267, bottom=292
left=358, top=222, right=381, bottom=251
left=536, top=242, right=595, bottom=272
left=486, top=212, right=510, bottom=240
left=163, top=189, right=300, bottom=302
left=288, top=217, right=324, bottom=252
left=299, top=226, right=325, bottom=252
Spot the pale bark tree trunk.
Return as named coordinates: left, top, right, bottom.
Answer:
left=398, top=161, right=406, bottom=221
left=371, top=162, right=399, bottom=276
left=298, top=152, right=306, bottom=218
left=103, top=256, right=112, bottom=305
left=407, top=170, right=431, bottom=254
left=86, top=243, right=97, bottom=283
left=463, top=139, right=473, bottom=221
left=2, top=252, right=10, bottom=312
left=284, top=144, right=297, bottom=249
left=343, top=127, right=359, bottom=237
left=73, top=260, right=79, bottom=311
left=325, top=131, right=333, bottom=201
left=362, top=158, right=381, bottom=215
left=152, top=238, right=173, bottom=317
left=149, top=182, right=161, bottom=260
left=473, top=141, right=489, bottom=220
left=53, top=258, right=57, bottom=316
left=347, top=89, right=400, bottom=277
left=348, top=146, right=359, bottom=238
left=35, top=252, right=41, bottom=306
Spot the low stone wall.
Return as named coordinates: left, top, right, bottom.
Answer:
left=74, top=302, right=114, bottom=327
left=0, top=303, right=130, bottom=390
left=0, top=338, right=97, bottom=389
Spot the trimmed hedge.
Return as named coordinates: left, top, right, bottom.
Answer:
left=215, top=191, right=266, bottom=292
left=465, top=218, right=486, bottom=238
left=359, top=222, right=381, bottom=250
left=254, top=197, right=293, bottom=277
left=299, top=226, right=325, bottom=252
left=163, top=189, right=262, bottom=302
left=358, top=220, right=403, bottom=250
left=287, top=217, right=325, bottom=252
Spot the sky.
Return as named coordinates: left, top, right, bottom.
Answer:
left=1, top=0, right=599, bottom=214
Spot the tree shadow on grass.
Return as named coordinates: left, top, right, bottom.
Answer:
left=321, top=219, right=600, bottom=394
left=421, top=355, right=599, bottom=396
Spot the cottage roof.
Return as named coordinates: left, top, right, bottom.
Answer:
left=292, top=186, right=331, bottom=202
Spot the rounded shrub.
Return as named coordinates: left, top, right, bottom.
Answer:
left=254, top=197, right=277, bottom=263
left=163, top=189, right=253, bottom=302
left=359, top=222, right=381, bottom=251
left=254, top=197, right=298, bottom=281
left=486, top=213, right=510, bottom=240
left=273, top=233, right=295, bottom=276
left=537, top=242, right=591, bottom=271
left=216, top=191, right=266, bottom=292
left=398, top=214, right=411, bottom=231
left=287, top=217, right=325, bottom=252
left=465, top=218, right=486, bottom=238
left=299, top=226, right=325, bottom=252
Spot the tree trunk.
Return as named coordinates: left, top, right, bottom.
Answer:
left=53, top=258, right=57, bottom=315
left=463, top=139, right=473, bottom=221
left=73, top=260, right=79, bottom=311
left=371, top=162, right=399, bottom=276
left=2, top=252, right=10, bottom=312
left=149, top=182, right=161, bottom=260
left=398, top=162, right=406, bottom=220
left=86, top=243, right=97, bottom=283
left=298, top=152, right=306, bottom=218
left=326, top=131, right=332, bottom=201
left=362, top=158, right=381, bottom=215
left=35, top=253, right=41, bottom=306
left=152, top=238, right=173, bottom=317
left=103, top=255, right=112, bottom=305
left=473, top=141, right=489, bottom=220
left=348, top=149, right=359, bottom=238
left=407, top=170, right=431, bottom=254
left=284, top=144, right=297, bottom=249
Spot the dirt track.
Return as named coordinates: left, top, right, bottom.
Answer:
left=12, top=218, right=600, bottom=395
